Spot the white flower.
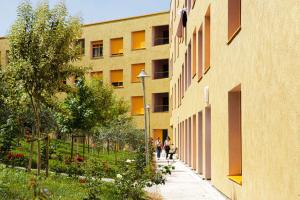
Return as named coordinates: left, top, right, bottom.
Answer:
left=126, top=159, right=132, bottom=163
left=116, top=174, right=123, bottom=179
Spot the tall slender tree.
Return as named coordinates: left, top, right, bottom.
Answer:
left=6, top=0, right=83, bottom=175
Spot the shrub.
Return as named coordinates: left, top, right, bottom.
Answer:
left=50, top=160, right=84, bottom=177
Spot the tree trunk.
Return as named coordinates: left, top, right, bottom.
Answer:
left=87, top=135, right=90, bottom=154
left=114, top=142, right=117, bottom=164
left=28, top=141, right=34, bottom=172
left=37, top=139, right=41, bottom=175
left=30, top=96, right=42, bottom=176
left=83, top=136, right=85, bottom=159
left=71, top=135, right=74, bottom=159
left=45, top=135, right=49, bottom=177
left=107, top=140, right=110, bottom=154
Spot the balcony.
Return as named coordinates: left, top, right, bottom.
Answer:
left=153, top=93, right=169, bottom=112
left=152, top=25, right=169, bottom=46
left=152, top=59, right=169, bottom=79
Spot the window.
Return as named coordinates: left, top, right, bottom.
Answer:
left=153, top=59, right=169, bottom=79
left=131, top=63, right=145, bottom=83
left=184, top=53, right=187, bottom=92
left=74, top=75, right=80, bottom=85
left=198, top=25, right=203, bottom=80
left=131, top=96, right=144, bottom=115
left=228, top=85, right=242, bottom=185
left=111, top=38, right=123, bottom=56
left=153, top=25, right=169, bottom=46
left=90, top=71, right=103, bottom=82
left=110, top=70, right=123, bottom=87
left=132, top=30, right=145, bottom=50
left=5, top=50, right=9, bottom=65
left=91, top=41, right=103, bottom=58
left=76, top=39, right=85, bottom=55
left=174, top=83, right=177, bottom=108
left=174, top=37, right=176, bottom=60
left=192, top=30, right=197, bottom=77
left=153, top=93, right=169, bottom=112
left=228, top=0, right=241, bottom=43
left=204, top=6, right=211, bottom=72
left=187, top=42, right=192, bottom=87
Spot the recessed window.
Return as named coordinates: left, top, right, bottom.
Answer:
left=91, top=41, right=103, bottom=58
left=228, top=0, right=241, bottom=43
left=153, top=59, right=169, bottom=79
left=187, top=42, right=192, bottom=87
left=74, top=75, right=80, bottom=85
left=184, top=53, right=187, bottom=92
left=110, top=70, right=123, bottom=88
left=132, top=30, right=145, bottom=50
left=153, top=93, right=169, bottom=112
left=111, top=38, right=123, bottom=56
left=153, top=25, right=169, bottom=46
left=228, top=84, right=242, bottom=185
left=131, top=96, right=144, bottom=115
left=76, top=39, right=85, bottom=55
left=192, top=30, right=197, bottom=77
left=204, top=6, right=211, bottom=72
left=131, top=63, right=145, bottom=83
left=198, top=25, right=203, bottom=80
left=6, top=50, right=9, bottom=65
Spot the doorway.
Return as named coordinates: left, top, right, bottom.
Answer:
left=198, top=111, right=203, bottom=174
left=205, top=106, right=211, bottom=179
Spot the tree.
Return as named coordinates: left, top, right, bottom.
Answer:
left=6, top=1, right=83, bottom=175
left=57, top=78, right=128, bottom=158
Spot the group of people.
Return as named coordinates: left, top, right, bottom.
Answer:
left=155, top=136, right=177, bottom=160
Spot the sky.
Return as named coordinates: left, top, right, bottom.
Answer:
left=0, top=0, right=171, bottom=36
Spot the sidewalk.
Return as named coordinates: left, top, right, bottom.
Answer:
left=150, top=157, right=228, bottom=200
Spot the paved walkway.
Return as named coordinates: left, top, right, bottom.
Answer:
left=149, top=157, right=228, bottom=200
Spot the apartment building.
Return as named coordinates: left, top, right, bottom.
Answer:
left=169, top=0, right=300, bottom=200
left=0, top=11, right=172, bottom=142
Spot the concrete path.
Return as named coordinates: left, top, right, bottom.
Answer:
left=150, top=157, right=228, bottom=200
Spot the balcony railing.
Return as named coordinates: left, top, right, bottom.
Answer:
left=153, top=105, right=169, bottom=112
left=153, top=37, right=169, bottom=46
left=153, top=71, right=169, bottom=79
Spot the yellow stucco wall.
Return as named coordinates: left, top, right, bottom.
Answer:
left=170, top=0, right=300, bottom=200
left=0, top=12, right=172, bottom=140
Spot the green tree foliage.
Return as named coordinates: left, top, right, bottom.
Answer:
left=57, top=78, right=128, bottom=135
left=6, top=0, right=83, bottom=174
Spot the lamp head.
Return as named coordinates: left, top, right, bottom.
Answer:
left=137, top=69, right=150, bottom=80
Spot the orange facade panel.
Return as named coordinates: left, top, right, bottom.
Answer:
left=131, top=96, right=144, bottom=115
left=111, top=70, right=123, bottom=87
left=132, top=30, right=145, bottom=50
left=91, top=71, right=103, bottom=80
left=111, top=38, right=123, bottom=56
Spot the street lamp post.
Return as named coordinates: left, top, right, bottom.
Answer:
left=146, top=104, right=151, bottom=142
left=137, top=69, right=150, bottom=165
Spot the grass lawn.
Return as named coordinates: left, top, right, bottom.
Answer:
left=0, top=165, right=87, bottom=200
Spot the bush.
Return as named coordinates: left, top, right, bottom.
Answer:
left=50, top=160, right=84, bottom=177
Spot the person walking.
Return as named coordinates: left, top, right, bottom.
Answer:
left=164, top=136, right=171, bottom=159
left=155, top=137, right=162, bottom=160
